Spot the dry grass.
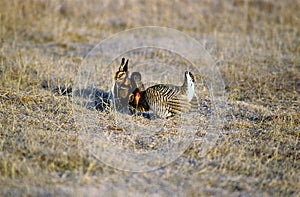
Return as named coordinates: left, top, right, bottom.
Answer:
left=0, top=0, right=299, bottom=196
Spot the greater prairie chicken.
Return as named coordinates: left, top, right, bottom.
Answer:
left=129, top=71, right=195, bottom=118
left=113, top=57, right=145, bottom=112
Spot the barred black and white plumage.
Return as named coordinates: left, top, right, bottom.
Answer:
left=129, top=71, right=195, bottom=118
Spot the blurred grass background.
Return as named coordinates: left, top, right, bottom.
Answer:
left=0, top=0, right=299, bottom=196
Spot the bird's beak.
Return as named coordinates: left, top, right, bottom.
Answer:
left=135, top=92, right=141, bottom=105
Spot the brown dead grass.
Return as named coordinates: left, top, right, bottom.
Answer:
left=0, top=0, right=299, bottom=196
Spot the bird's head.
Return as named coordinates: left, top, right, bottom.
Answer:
left=185, top=71, right=195, bottom=83
left=130, top=72, right=142, bottom=82
left=130, top=72, right=145, bottom=91
left=115, top=57, right=130, bottom=85
left=184, top=71, right=195, bottom=102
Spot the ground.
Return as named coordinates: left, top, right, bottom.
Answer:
left=0, top=0, right=299, bottom=196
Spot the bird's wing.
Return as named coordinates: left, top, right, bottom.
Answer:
left=146, top=85, right=191, bottom=118
left=165, top=94, right=191, bottom=115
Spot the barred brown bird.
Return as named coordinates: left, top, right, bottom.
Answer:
left=113, top=58, right=145, bottom=112
left=129, top=71, right=195, bottom=118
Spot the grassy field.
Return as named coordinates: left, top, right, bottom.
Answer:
left=0, top=0, right=299, bottom=196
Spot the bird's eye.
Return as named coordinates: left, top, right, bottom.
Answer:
left=119, top=73, right=124, bottom=78
left=115, top=72, right=125, bottom=80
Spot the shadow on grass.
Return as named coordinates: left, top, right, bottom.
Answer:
left=41, top=80, right=152, bottom=119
